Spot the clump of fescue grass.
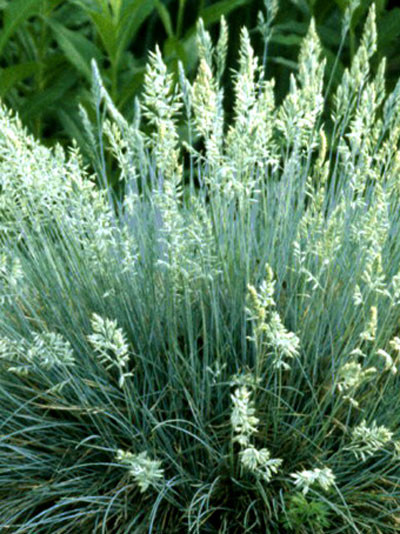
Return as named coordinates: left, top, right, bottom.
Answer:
left=1, top=1, right=400, bottom=532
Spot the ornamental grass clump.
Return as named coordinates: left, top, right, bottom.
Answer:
left=1, top=2, right=400, bottom=532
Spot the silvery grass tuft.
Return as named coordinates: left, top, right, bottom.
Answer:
left=1, top=1, right=400, bottom=532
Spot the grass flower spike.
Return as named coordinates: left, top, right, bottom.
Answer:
left=231, top=385, right=259, bottom=446
left=88, top=314, right=132, bottom=387
left=291, top=467, right=336, bottom=495
left=116, top=450, right=164, bottom=493
left=240, top=446, right=283, bottom=483
left=347, top=420, right=393, bottom=461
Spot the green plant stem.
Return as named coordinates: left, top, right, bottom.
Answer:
left=177, top=0, right=186, bottom=38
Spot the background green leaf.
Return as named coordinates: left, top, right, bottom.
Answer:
left=200, top=0, right=250, bottom=26
left=0, top=0, right=398, bottom=162
left=0, top=0, right=42, bottom=54
left=0, top=62, right=38, bottom=97
left=49, top=20, right=102, bottom=81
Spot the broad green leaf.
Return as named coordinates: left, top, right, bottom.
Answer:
left=290, top=0, right=310, bottom=16
left=164, top=36, right=187, bottom=66
left=318, top=26, right=343, bottom=47
left=375, top=0, right=388, bottom=13
left=118, top=68, right=146, bottom=110
left=199, top=0, right=250, bottom=26
left=57, top=105, right=91, bottom=151
left=71, top=0, right=118, bottom=61
left=333, top=0, right=373, bottom=13
left=109, top=0, right=122, bottom=22
left=48, top=19, right=102, bottom=81
left=270, top=56, right=299, bottom=70
left=0, top=0, right=42, bottom=54
left=271, top=34, right=303, bottom=46
left=313, top=0, right=336, bottom=22
left=350, top=1, right=372, bottom=27
left=180, top=0, right=249, bottom=63
left=0, top=62, right=38, bottom=97
left=377, top=8, right=400, bottom=48
left=74, top=0, right=156, bottom=69
left=70, top=0, right=102, bottom=13
left=333, top=0, right=348, bottom=11
left=86, top=11, right=118, bottom=63
left=275, top=22, right=308, bottom=34
left=116, top=1, right=156, bottom=65
left=155, top=0, right=174, bottom=38
left=182, top=33, right=198, bottom=73
left=20, top=69, right=77, bottom=119
left=176, top=0, right=187, bottom=37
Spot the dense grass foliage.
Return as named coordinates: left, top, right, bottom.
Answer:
left=1, top=2, right=400, bottom=532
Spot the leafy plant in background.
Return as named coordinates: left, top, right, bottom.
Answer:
left=0, top=0, right=249, bottom=157
left=1, top=0, right=400, bottom=162
left=247, top=0, right=400, bottom=95
left=1, top=1, right=400, bottom=532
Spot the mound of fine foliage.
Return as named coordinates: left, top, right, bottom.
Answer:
left=1, top=3, right=400, bottom=533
